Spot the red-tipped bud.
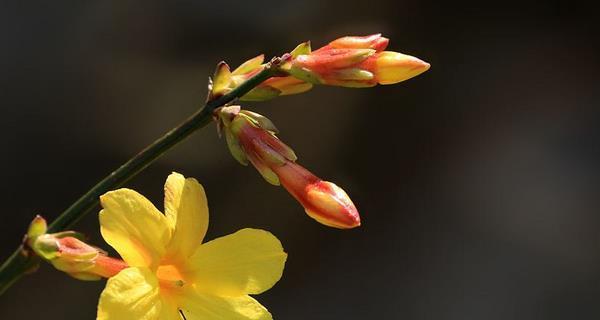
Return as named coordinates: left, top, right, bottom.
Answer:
left=282, top=34, right=429, bottom=87
left=215, top=107, right=361, bottom=229
left=26, top=216, right=127, bottom=280
left=271, top=161, right=360, bottom=229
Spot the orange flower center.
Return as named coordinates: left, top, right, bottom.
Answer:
left=156, top=264, right=185, bottom=291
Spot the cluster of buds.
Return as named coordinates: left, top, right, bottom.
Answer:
left=25, top=216, right=126, bottom=280
left=208, top=34, right=429, bottom=228
left=281, top=34, right=430, bottom=87
left=209, top=34, right=429, bottom=101
left=215, top=106, right=360, bottom=229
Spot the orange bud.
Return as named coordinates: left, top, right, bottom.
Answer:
left=284, top=34, right=429, bottom=87
left=27, top=216, right=127, bottom=280
left=272, top=162, right=360, bottom=229
left=216, top=107, right=361, bottom=228
left=34, top=235, right=127, bottom=280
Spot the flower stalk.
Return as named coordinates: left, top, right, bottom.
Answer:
left=0, top=57, right=284, bottom=295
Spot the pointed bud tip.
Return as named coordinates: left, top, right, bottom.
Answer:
left=304, top=181, right=361, bottom=229
left=27, top=215, right=47, bottom=237
left=216, top=61, right=230, bottom=68
left=375, top=51, right=431, bottom=84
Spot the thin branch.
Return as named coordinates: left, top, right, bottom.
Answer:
left=0, top=59, right=281, bottom=295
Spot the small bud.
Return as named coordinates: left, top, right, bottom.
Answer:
left=272, top=162, right=360, bottom=229
left=26, top=215, right=47, bottom=247
left=216, top=108, right=360, bottom=228
left=26, top=215, right=127, bottom=280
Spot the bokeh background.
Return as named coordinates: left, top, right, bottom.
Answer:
left=1, top=0, right=599, bottom=319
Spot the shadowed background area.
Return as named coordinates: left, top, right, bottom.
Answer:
left=1, top=0, right=599, bottom=319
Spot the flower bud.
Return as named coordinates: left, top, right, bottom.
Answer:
left=26, top=216, right=127, bottom=280
left=216, top=107, right=360, bottom=228
left=26, top=215, right=47, bottom=245
left=282, top=34, right=430, bottom=87
left=271, top=161, right=360, bottom=229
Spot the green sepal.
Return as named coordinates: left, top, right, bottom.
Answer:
left=225, top=129, right=249, bottom=166
left=31, top=234, right=59, bottom=260
left=326, top=80, right=376, bottom=88
left=253, top=140, right=286, bottom=167
left=290, top=41, right=312, bottom=58
left=52, top=231, right=85, bottom=240
left=239, top=110, right=279, bottom=133
left=285, top=66, right=323, bottom=85
left=258, top=167, right=280, bottom=186
left=269, top=134, right=297, bottom=162
left=232, top=54, right=265, bottom=75
left=252, top=160, right=280, bottom=186
left=240, top=86, right=281, bottom=102
left=217, top=105, right=241, bottom=128
left=69, top=272, right=102, bottom=281
left=333, top=68, right=374, bottom=81
left=212, top=61, right=233, bottom=96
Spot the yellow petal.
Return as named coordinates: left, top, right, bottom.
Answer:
left=97, top=267, right=162, bottom=320
left=99, top=189, right=171, bottom=268
left=179, top=289, right=272, bottom=320
left=159, top=298, right=182, bottom=320
left=163, top=173, right=209, bottom=261
left=184, top=228, right=287, bottom=296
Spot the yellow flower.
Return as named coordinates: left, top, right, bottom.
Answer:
left=96, top=172, right=287, bottom=319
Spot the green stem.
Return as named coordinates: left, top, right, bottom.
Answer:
left=0, top=63, right=279, bottom=295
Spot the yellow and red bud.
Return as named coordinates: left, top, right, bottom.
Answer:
left=216, top=107, right=360, bottom=229
left=271, top=162, right=360, bottom=229
left=26, top=216, right=127, bottom=281
left=283, top=34, right=429, bottom=87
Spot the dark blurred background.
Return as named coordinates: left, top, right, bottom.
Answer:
left=1, top=0, right=600, bottom=319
